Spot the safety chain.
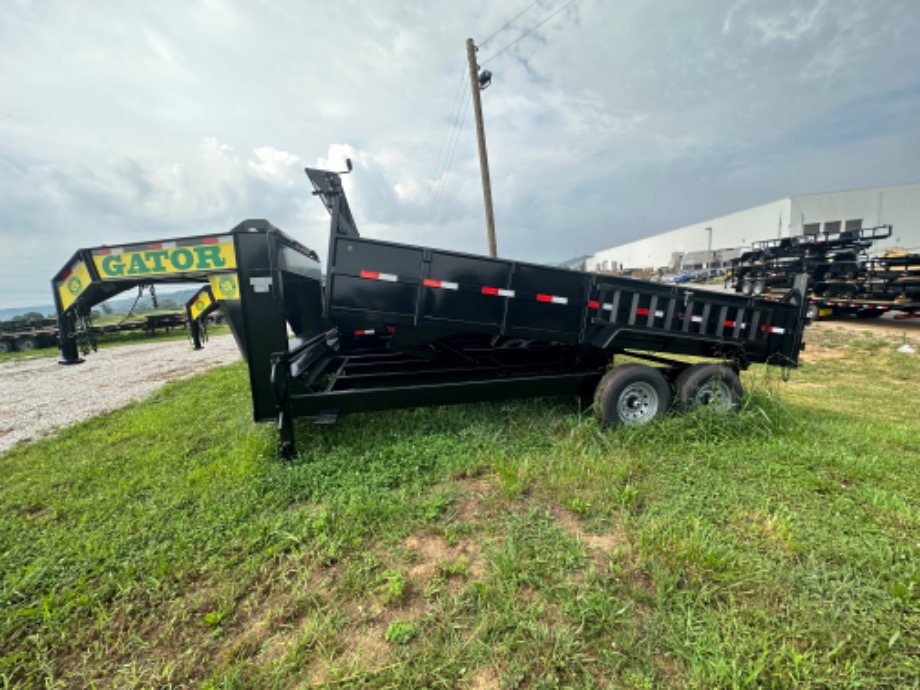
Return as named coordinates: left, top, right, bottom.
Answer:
left=76, top=309, right=97, bottom=356
left=117, top=284, right=157, bottom=326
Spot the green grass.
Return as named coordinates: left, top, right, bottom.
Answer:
left=1, top=325, right=919, bottom=688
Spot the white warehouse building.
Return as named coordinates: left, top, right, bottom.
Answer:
left=587, top=182, right=920, bottom=274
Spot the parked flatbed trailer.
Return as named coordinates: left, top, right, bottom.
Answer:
left=729, top=224, right=920, bottom=319
left=0, top=314, right=189, bottom=354
left=0, top=319, right=58, bottom=353
left=53, top=164, right=810, bottom=458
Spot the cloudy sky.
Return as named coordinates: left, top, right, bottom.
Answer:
left=2, top=0, right=919, bottom=309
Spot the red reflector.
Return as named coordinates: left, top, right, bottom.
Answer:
left=61, top=270, right=72, bottom=280
left=97, top=248, right=112, bottom=256
left=360, top=270, right=380, bottom=280
left=482, top=287, right=499, bottom=295
left=148, top=242, right=163, bottom=250
left=388, top=327, right=396, bottom=333
left=588, top=300, right=599, bottom=309
left=202, top=237, right=220, bottom=245
left=636, top=307, right=650, bottom=316
left=423, top=279, right=440, bottom=288
left=536, top=294, right=553, bottom=303
left=724, top=320, right=735, bottom=327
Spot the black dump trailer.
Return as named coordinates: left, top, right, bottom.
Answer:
left=53, top=164, right=810, bottom=458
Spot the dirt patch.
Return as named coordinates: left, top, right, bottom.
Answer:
left=654, top=652, right=685, bottom=688
left=809, top=318, right=919, bottom=343
left=451, top=475, right=501, bottom=523
left=470, top=666, right=501, bottom=689
left=405, top=532, right=485, bottom=583
left=799, top=348, right=846, bottom=363
left=552, top=507, right=627, bottom=556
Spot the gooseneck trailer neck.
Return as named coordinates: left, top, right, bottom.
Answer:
left=52, top=165, right=810, bottom=459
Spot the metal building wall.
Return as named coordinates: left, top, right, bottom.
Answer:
left=790, top=183, right=920, bottom=252
left=588, top=183, right=920, bottom=273
left=588, top=198, right=789, bottom=272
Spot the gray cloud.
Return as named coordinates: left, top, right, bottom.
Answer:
left=1, top=0, right=919, bottom=308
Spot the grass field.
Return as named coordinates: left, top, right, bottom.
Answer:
left=1, top=324, right=918, bottom=688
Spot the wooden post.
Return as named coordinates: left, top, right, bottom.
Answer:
left=466, top=38, right=498, bottom=257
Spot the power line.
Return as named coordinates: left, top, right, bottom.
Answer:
left=428, top=89, right=471, bottom=228
left=424, top=1, right=545, bottom=230
left=481, top=0, right=577, bottom=66
left=478, top=0, right=542, bottom=49
left=425, top=65, right=469, bottom=227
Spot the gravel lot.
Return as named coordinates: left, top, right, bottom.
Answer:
left=0, top=335, right=241, bottom=453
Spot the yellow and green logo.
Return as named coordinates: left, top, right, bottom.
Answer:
left=57, top=260, right=92, bottom=311
left=218, top=276, right=236, bottom=296
left=209, top=273, right=240, bottom=300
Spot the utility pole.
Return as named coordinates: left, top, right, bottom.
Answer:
left=705, top=226, right=713, bottom=270
left=466, top=38, right=498, bottom=257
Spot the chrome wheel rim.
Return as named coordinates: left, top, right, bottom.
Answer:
left=617, top=382, right=659, bottom=424
left=693, top=380, right=733, bottom=411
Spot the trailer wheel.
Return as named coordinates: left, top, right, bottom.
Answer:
left=741, top=281, right=753, bottom=296
left=15, top=337, right=38, bottom=352
left=674, top=364, right=743, bottom=413
left=752, top=280, right=765, bottom=296
left=0, top=341, right=10, bottom=354
left=595, top=364, right=672, bottom=428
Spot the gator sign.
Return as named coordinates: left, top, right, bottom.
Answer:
left=92, top=236, right=237, bottom=280
left=56, top=259, right=93, bottom=311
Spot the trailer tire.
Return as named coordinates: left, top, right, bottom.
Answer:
left=674, top=364, right=743, bottom=413
left=741, top=281, right=753, bottom=296
left=752, top=280, right=765, bottom=296
left=15, top=337, right=38, bottom=352
left=595, top=364, right=671, bottom=428
left=0, top=340, right=11, bottom=354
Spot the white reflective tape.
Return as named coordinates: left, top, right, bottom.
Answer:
left=769, top=327, right=786, bottom=334
left=654, top=310, right=664, bottom=318
left=550, top=295, right=568, bottom=305
left=602, top=303, right=614, bottom=310
left=497, top=288, right=515, bottom=298
left=161, top=241, right=177, bottom=250
left=378, top=272, right=398, bottom=282
left=690, top=315, right=703, bottom=323
left=441, top=281, right=459, bottom=290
